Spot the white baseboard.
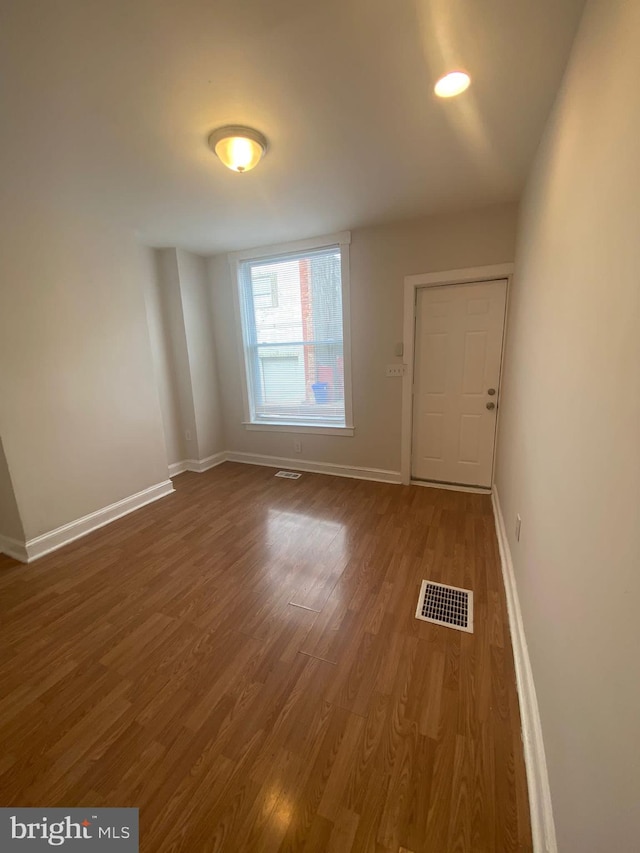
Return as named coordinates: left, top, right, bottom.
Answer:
left=8, top=450, right=395, bottom=565
left=190, top=452, right=228, bottom=473
left=0, top=534, right=29, bottom=563
left=169, top=452, right=227, bottom=478
left=225, top=451, right=402, bottom=484
left=492, top=486, right=556, bottom=853
left=168, top=460, right=189, bottom=477
left=24, top=480, right=175, bottom=563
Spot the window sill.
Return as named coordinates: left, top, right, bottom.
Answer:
left=242, top=422, right=354, bottom=437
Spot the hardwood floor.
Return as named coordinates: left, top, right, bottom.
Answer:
left=0, top=463, right=532, bottom=852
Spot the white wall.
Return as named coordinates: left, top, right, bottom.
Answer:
left=176, top=249, right=224, bottom=460
left=143, top=252, right=187, bottom=468
left=144, top=249, right=194, bottom=466
left=495, top=0, right=640, bottom=849
left=0, top=205, right=170, bottom=541
left=209, top=202, right=518, bottom=472
left=144, top=249, right=224, bottom=467
left=0, top=437, right=24, bottom=543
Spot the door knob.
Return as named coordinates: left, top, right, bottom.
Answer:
left=488, top=388, right=496, bottom=396
left=486, top=402, right=496, bottom=411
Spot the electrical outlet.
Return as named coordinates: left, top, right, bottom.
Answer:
left=385, top=365, right=405, bottom=377
left=515, top=514, right=522, bottom=542
left=294, top=439, right=302, bottom=453
left=185, top=430, right=192, bottom=442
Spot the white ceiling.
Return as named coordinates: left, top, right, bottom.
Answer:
left=1, top=0, right=585, bottom=253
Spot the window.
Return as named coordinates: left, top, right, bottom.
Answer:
left=251, top=270, right=278, bottom=309
left=234, top=233, right=352, bottom=432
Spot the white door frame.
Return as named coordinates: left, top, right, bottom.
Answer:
left=401, top=263, right=514, bottom=487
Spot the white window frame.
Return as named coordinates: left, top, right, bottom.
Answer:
left=229, top=231, right=354, bottom=436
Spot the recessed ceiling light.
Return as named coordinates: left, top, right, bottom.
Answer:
left=208, top=125, right=268, bottom=173
left=434, top=71, right=471, bottom=98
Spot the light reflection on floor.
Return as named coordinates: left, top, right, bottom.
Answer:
left=264, top=508, right=348, bottom=592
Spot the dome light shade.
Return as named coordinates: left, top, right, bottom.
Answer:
left=208, top=126, right=268, bottom=172
left=434, top=71, right=471, bottom=98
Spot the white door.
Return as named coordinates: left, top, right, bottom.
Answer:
left=411, top=279, right=507, bottom=488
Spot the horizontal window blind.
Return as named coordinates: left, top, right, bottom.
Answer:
left=239, top=245, right=346, bottom=426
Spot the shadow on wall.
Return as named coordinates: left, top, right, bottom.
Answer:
left=0, top=436, right=25, bottom=543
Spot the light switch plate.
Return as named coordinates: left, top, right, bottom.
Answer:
left=386, top=365, right=405, bottom=377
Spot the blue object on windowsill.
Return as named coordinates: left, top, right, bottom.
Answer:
left=311, top=382, right=329, bottom=404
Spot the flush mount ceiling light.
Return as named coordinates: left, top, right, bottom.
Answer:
left=208, top=125, right=268, bottom=173
left=434, top=71, right=471, bottom=98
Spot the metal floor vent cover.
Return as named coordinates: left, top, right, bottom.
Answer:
left=274, top=471, right=302, bottom=479
left=415, top=580, right=474, bottom=633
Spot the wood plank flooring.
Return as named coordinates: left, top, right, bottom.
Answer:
left=0, top=463, right=531, bottom=851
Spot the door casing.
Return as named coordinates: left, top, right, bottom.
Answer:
left=401, top=263, right=514, bottom=489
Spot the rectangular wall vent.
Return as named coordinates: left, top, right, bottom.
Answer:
left=415, top=580, right=473, bottom=633
left=274, top=471, right=302, bottom=479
